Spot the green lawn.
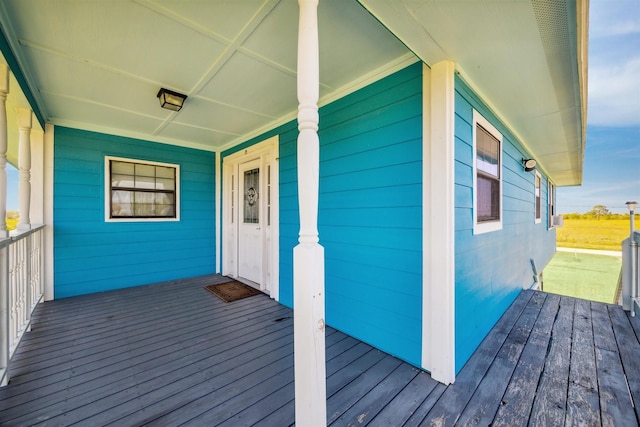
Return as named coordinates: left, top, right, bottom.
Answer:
left=542, top=251, right=621, bottom=303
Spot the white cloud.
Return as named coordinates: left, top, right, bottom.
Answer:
left=590, top=0, right=640, bottom=38
left=586, top=0, right=640, bottom=126
left=587, top=56, right=640, bottom=126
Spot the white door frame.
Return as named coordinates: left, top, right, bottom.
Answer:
left=222, top=136, right=279, bottom=300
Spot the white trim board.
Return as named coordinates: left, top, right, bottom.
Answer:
left=222, top=135, right=279, bottom=300
left=423, top=60, right=456, bottom=385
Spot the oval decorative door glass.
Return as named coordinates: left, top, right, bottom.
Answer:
left=244, top=168, right=259, bottom=223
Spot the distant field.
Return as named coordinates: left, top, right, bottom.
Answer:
left=6, top=217, right=17, bottom=231
left=556, top=218, right=637, bottom=251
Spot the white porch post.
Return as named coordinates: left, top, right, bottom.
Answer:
left=426, top=60, right=456, bottom=385
left=294, top=0, right=326, bottom=425
left=29, top=128, right=44, bottom=226
left=0, top=63, right=8, bottom=386
left=17, top=108, right=32, bottom=231
left=43, top=124, right=54, bottom=301
left=0, top=64, right=9, bottom=239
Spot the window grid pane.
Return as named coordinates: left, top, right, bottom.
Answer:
left=535, top=175, right=541, bottom=220
left=476, top=123, right=501, bottom=223
left=110, top=160, right=177, bottom=219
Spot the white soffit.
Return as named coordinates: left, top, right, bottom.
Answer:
left=359, top=0, right=587, bottom=186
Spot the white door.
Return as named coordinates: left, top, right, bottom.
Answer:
left=237, top=159, right=263, bottom=284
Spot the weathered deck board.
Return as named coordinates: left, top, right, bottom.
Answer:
left=329, top=362, right=419, bottom=426
left=419, top=290, right=534, bottom=426
left=529, top=296, right=575, bottom=426
left=455, top=291, right=546, bottom=426
left=492, top=293, right=559, bottom=427
left=565, top=298, right=600, bottom=426
left=1, top=275, right=639, bottom=426
left=367, top=371, right=439, bottom=426
left=608, top=304, right=640, bottom=421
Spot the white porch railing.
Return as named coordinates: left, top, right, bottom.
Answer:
left=0, top=224, right=45, bottom=386
left=622, top=230, right=640, bottom=315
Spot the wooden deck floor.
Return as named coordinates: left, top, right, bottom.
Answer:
left=0, top=274, right=639, bottom=426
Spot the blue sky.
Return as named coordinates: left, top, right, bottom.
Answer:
left=5, top=1, right=639, bottom=213
left=557, top=0, right=640, bottom=214
left=7, top=164, right=17, bottom=211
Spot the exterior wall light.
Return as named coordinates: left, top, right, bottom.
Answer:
left=157, top=88, right=187, bottom=111
left=522, top=158, right=537, bottom=172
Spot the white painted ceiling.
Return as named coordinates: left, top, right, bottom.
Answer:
left=0, top=0, right=586, bottom=186
left=0, top=0, right=414, bottom=153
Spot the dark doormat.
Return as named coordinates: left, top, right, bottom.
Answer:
left=205, top=280, right=262, bottom=303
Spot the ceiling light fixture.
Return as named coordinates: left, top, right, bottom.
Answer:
left=522, top=158, right=537, bottom=172
left=157, top=88, right=187, bottom=111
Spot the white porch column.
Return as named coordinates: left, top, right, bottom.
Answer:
left=43, top=123, right=54, bottom=301
left=0, top=64, right=9, bottom=239
left=294, top=0, right=326, bottom=425
left=425, top=60, right=456, bottom=385
left=17, top=108, right=32, bottom=231
left=29, top=128, right=44, bottom=226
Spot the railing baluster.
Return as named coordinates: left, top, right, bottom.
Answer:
left=0, top=240, right=9, bottom=386
left=1, top=226, right=45, bottom=385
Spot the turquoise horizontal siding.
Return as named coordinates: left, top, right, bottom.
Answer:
left=54, top=127, right=216, bottom=298
left=227, top=63, right=424, bottom=367
left=454, top=77, right=555, bottom=372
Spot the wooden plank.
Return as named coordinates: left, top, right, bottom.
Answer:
left=402, top=382, right=447, bottom=425
left=595, top=347, right=637, bottom=426
left=326, top=348, right=386, bottom=398
left=608, top=305, right=640, bottom=422
left=421, top=290, right=533, bottom=426
left=181, top=365, right=295, bottom=425
left=528, top=296, right=575, bottom=426
left=327, top=354, right=402, bottom=424
left=95, top=323, right=339, bottom=426
left=367, top=372, right=439, bottom=427
left=9, top=296, right=278, bottom=380
left=213, top=330, right=355, bottom=427
left=2, top=313, right=295, bottom=425
left=86, top=344, right=295, bottom=426
left=20, top=275, right=227, bottom=339
left=565, top=299, right=600, bottom=426
left=492, top=293, right=559, bottom=427
left=456, top=291, right=546, bottom=426
left=16, top=279, right=260, bottom=358
left=258, top=341, right=375, bottom=427
left=629, top=310, right=640, bottom=342
left=11, top=278, right=632, bottom=427
left=329, top=363, right=419, bottom=426
left=0, top=302, right=291, bottom=413
left=12, top=281, right=264, bottom=369
left=591, top=302, right=617, bottom=352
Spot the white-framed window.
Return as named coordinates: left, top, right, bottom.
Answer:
left=548, top=180, right=556, bottom=228
left=473, top=110, right=503, bottom=234
left=535, top=171, right=542, bottom=224
left=104, top=156, right=180, bottom=222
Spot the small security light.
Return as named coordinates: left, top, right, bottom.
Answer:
left=627, top=201, right=638, bottom=213
left=157, top=88, right=187, bottom=111
left=522, top=158, right=537, bottom=172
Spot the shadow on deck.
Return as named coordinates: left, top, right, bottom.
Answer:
left=0, top=274, right=639, bottom=426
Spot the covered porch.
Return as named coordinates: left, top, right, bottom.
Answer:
left=0, top=274, right=638, bottom=426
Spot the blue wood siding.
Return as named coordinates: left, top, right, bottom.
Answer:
left=54, top=127, right=216, bottom=298
left=225, top=63, right=423, bottom=367
left=454, top=77, right=556, bottom=372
